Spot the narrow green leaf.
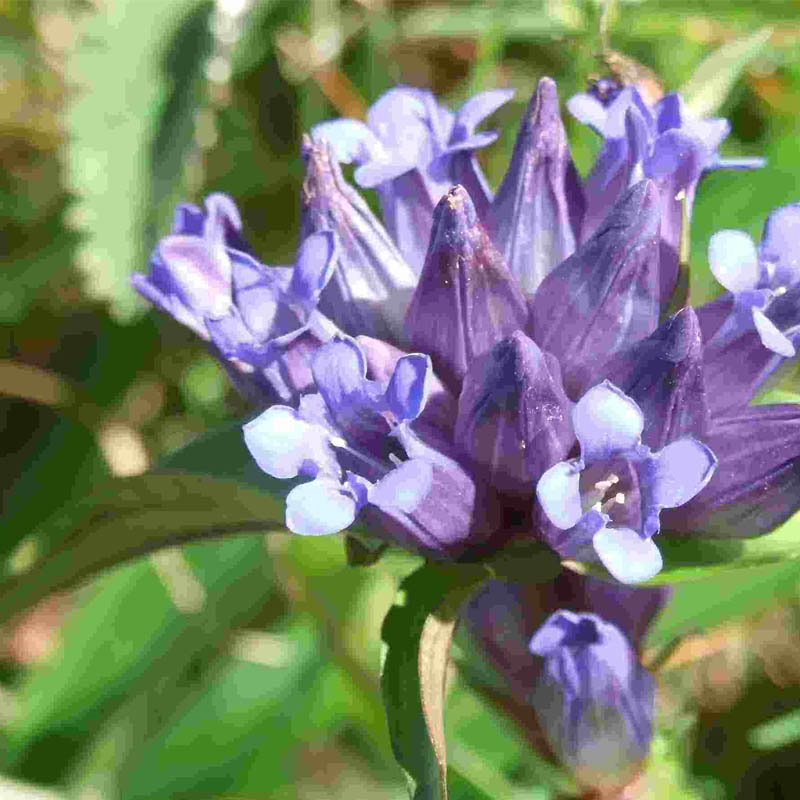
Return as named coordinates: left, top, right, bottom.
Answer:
left=381, top=564, right=489, bottom=800
left=680, top=27, right=772, bottom=118
left=749, top=707, right=800, bottom=751
left=65, top=0, right=210, bottom=319
left=0, top=425, right=285, bottom=625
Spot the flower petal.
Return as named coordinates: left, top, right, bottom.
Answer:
left=753, top=306, right=796, bottom=357
left=311, top=118, right=386, bottom=166
left=536, top=458, right=584, bottom=530
left=708, top=230, right=759, bottom=293
left=759, top=202, right=800, bottom=288
left=290, top=230, right=338, bottom=303
left=642, top=437, right=717, bottom=510
left=385, top=353, right=431, bottom=422
left=573, top=382, right=644, bottom=463
left=286, top=477, right=357, bottom=535
left=592, top=527, right=663, bottom=585
left=451, top=88, right=515, bottom=144
left=243, top=405, right=336, bottom=480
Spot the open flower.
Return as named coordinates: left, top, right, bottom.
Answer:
left=133, top=193, right=340, bottom=404
left=536, top=381, right=717, bottom=583
left=700, top=204, right=800, bottom=412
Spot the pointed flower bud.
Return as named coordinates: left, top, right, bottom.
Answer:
left=312, top=86, right=514, bottom=271
left=486, top=77, right=584, bottom=295
left=600, top=307, right=709, bottom=449
left=404, top=185, right=528, bottom=390
left=133, top=195, right=339, bottom=405
left=300, top=136, right=418, bottom=341
left=536, top=382, right=717, bottom=584
left=661, top=404, right=800, bottom=538
left=455, top=331, right=574, bottom=496
left=529, top=180, right=661, bottom=396
left=529, top=611, right=654, bottom=793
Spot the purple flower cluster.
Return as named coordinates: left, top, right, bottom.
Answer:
left=133, top=76, right=800, bottom=788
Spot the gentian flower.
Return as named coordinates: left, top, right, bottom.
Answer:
left=133, top=193, right=339, bottom=404
left=135, top=77, right=800, bottom=590
left=536, top=381, right=717, bottom=584
left=700, top=203, right=800, bottom=413
left=462, top=571, right=668, bottom=792
left=568, top=82, right=755, bottom=300
left=312, top=86, right=514, bottom=271
left=529, top=610, right=654, bottom=792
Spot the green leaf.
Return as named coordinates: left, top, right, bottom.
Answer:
left=680, top=27, right=772, bottom=118
left=748, top=707, right=800, bottom=751
left=4, top=533, right=278, bottom=782
left=0, top=424, right=285, bottom=626
left=381, top=564, right=489, bottom=800
left=647, top=560, right=800, bottom=646
left=65, top=0, right=211, bottom=320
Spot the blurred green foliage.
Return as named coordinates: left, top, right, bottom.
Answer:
left=3, top=1, right=800, bottom=798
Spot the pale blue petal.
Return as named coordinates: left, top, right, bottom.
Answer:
left=243, top=405, right=335, bottom=479
left=536, top=458, right=584, bottom=530
left=573, top=382, right=644, bottom=462
left=385, top=353, right=431, bottom=422
left=753, top=307, right=797, bottom=357
left=644, top=437, right=717, bottom=508
left=311, top=118, right=386, bottom=165
left=708, top=230, right=759, bottom=293
left=286, top=477, right=357, bottom=535
left=593, top=527, right=663, bottom=584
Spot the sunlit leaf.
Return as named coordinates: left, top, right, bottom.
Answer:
left=680, top=27, right=772, bottom=118
left=65, top=0, right=212, bottom=320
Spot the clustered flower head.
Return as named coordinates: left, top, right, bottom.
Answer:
left=133, top=74, right=800, bottom=789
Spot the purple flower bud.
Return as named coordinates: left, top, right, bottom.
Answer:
left=536, top=382, right=717, bottom=583
left=404, top=185, right=529, bottom=391
left=486, top=77, right=584, bottom=295
left=312, top=86, right=514, bottom=271
left=529, top=610, right=654, bottom=791
left=300, top=136, right=418, bottom=341
left=600, top=307, right=709, bottom=449
left=529, top=180, right=661, bottom=396
left=455, top=331, right=574, bottom=496
left=661, top=404, right=800, bottom=538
